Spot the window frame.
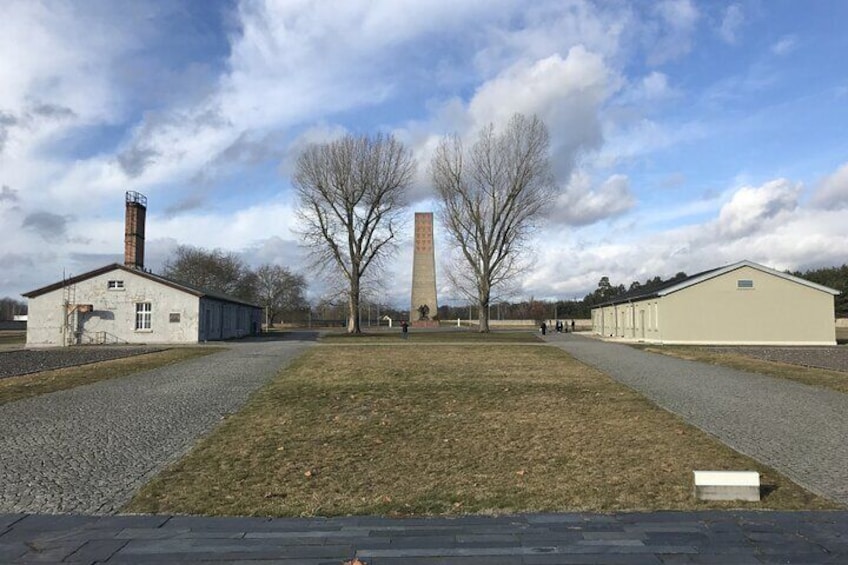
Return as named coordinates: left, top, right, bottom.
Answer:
left=107, top=280, right=125, bottom=290
left=135, top=302, right=152, bottom=331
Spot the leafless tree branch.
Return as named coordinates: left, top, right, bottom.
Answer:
left=431, top=114, right=555, bottom=332
left=294, top=133, right=414, bottom=333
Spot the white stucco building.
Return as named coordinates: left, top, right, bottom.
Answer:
left=591, top=260, right=839, bottom=346
left=22, top=191, right=262, bottom=347
left=23, top=263, right=262, bottom=346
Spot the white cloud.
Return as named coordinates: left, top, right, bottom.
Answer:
left=640, top=72, right=675, bottom=100
left=647, top=0, right=700, bottom=65
left=716, top=179, right=800, bottom=237
left=718, top=4, right=744, bottom=44
left=771, top=35, right=797, bottom=56
left=517, top=169, right=848, bottom=301
left=811, top=162, right=848, bottom=209
left=395, top=44, right=618, bottom=204
left=3, top=0, right=846, bottom=310
left=469, top=47, right=612, bottom=130
left=618, top=71, right=678, bottom=106
left=548, top=172, right=635, bottom=226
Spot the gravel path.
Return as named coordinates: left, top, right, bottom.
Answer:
left=0, top=347, right=165, bottom=379
left=0, top=334, right=317, bottom=515
left=546, top=333, right=848, bottom=507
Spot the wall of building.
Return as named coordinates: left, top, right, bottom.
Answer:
left=592, top=266, right=836, bottom=345
left=659, top=266, right=835, bottom=345
left=26, top=269, right=200, bottom=346
left=198, top=298, right=261, bottom=341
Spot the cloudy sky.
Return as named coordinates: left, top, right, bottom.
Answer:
left=2, top=0, right=847, bottom=307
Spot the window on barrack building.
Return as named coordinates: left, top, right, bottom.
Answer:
left=135, top=302, right=152, bottom=330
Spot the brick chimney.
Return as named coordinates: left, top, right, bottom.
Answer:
left=124, top=191, right=147, bottom=269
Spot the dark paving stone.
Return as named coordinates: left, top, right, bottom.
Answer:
left=86, top=515, right=170, bottom=530
left=583, top=531, right=647, bottom=540
left=4, top=512, right=848, bottom=563
left=161, top=516, right=276, bottom=531
left=9, top=515, right=99, bottom=531
left=643, top=532, right=710, bottom=546
left=525, top=513, right=613, bottom=524
left=64, top=539, right=128, bottom=563
left=0, top=541, right=29, bottom=561
left=754, top=541, right=829, bottom=555
left=13, top=541, right=85, bottom=563
left=660, top=554, right=756, bottom=564
left=0, top=514, right=25, bottom=531
left=115, top=528, right=194, bottom=540
left=368, top=557, right=520, bottom=565
left=627, top=524, right=706, bottom=534
left=525, top=555, right=662, bottom=565
left=757, top=555, right=838, bottom=565
left=455, top=533, right=518, bottom=544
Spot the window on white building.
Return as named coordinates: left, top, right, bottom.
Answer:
left=135, top=302, right=152, bottom=330
left=107, top=280, right=124, bottom=290
left=737, top=279, right=754, bottom=289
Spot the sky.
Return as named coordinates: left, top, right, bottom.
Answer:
left=2, top=0, right=847, bottom=308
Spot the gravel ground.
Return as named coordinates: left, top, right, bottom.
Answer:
left=0, top=334, right=316, bottom=514
left=708, top=345, right=848, bottom=373
left=0, top=347, right=165, bottom=380
left=547, top=332, right=848, bottom=507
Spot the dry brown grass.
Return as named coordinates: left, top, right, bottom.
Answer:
left=0, top=347, right=222, bottom=406
left=640, top=346, right=848, bottom=394
left=321, top=330, right=541, bottom=343
left=125, top=343, right=836, bottom=517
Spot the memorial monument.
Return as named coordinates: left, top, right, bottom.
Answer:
left=410, top=212, right=438, bottom=327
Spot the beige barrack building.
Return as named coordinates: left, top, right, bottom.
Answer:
left=591, top=260, right=839, bottom=345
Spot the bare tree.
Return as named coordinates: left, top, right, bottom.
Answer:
left=294, top=133, right=414, bottom=333
left=163, top=245, right=257, bottom=302
left=254, top=264, right=308, bottom=326
left=0, top=297, right=27, bottom=320
left=431, top=114, right=555, bottom=332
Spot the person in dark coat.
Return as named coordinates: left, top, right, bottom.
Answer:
left=401, top=320, right=409, bottom=339
left=570, top=319, right=575, bottom=333
left=540, top=321, right=547, bottom=335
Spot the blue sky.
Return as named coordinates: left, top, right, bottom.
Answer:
left=1, top=0, right=847, bottom=307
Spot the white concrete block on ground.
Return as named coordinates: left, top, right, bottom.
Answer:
left=693, top=470, right=760, bottom=501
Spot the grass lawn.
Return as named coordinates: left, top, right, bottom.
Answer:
left=637, top=346, right=848, bottom=395
left=0, top=347, right=222, bottom=406
left=321, top=330, right=541, bottom=343
left=125, top=342, right=836, bottom=517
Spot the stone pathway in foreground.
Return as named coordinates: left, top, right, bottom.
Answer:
left=0, top=335, right=317, bottom=515
left=546, top=333, right=848, bottom=507
left=1, top=511, right=846, bottom=564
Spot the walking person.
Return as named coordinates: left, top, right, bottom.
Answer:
left=540, top=321, right=547, bottom=336
left=570, top=319, right=575, bottom=333
left=401, top=320, right=409, bottom=339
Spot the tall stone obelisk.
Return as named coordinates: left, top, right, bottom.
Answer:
left=410, top=212, right=438, bottom=325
